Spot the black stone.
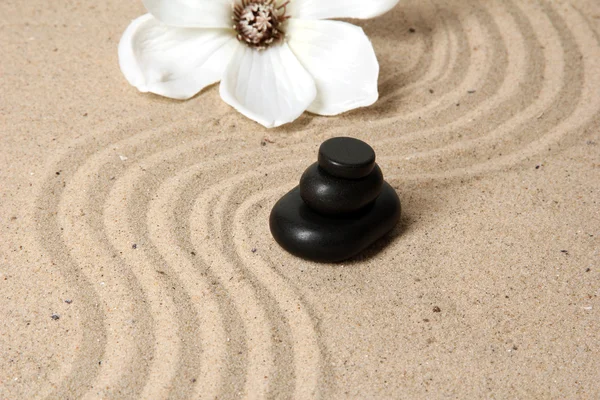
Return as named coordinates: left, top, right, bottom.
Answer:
left=270, top=184, right=400, bottom=263
left=300, top=163, right=383, bottom=215
left=318, top=137, right=376, bottom=179
left=269, top=137, right=401, bottom=263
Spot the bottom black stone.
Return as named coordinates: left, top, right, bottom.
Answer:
left=269, top=183, right=401, bottom=263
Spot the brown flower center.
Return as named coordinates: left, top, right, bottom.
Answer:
left=232, top=0, right=290, bottom=50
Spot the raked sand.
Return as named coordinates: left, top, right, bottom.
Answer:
left=1, top=0, right=599, bottom=398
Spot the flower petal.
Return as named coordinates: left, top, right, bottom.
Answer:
left=287, top=0, right=399, bottom=20
left=286, top=19, right=379, bottom=116
left=143, top=0, right=232, bottom=28
left=119, top=14, right=238, bottom=100
left=219, top=43, right=317, bottom=128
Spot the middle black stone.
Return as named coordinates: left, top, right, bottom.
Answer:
left=299, top=163, right=384, bottom=215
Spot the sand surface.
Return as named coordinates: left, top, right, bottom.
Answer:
left=1, top=0, right=599, bottom=398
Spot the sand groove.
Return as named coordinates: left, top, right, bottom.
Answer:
left=30, top=117, right=162, bottom=399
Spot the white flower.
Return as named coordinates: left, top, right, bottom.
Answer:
left=119, top=0, right=399, bottom=128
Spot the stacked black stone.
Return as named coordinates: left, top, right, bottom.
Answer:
left=269, top=137, right=401, bottom=263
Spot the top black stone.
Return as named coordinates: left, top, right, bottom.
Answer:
left=317, top=137, right=376, bottom=179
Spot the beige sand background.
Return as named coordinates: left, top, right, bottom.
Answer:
left=1, top=0, right=599, bottom=398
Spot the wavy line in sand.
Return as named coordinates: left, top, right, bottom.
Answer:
left=313, top=0, right=598, bottom=183
left=189, top=162, right=323, bottom=398
left=231, top=185, right=326, bottom=398
left=379, top=0, right=600, bottom=181
left=93, top=132, right=323, bottom=398
left=370, top=0, right=561, bottom=171
left=221, top=175, right=323, bottom=398
left=377, top=2, right=456, bottom=101
left=108, top=136, right=254, bottom=398
left=35, top=118, right=234, bottom=398
left=33, top=110, right=323, bottom=398
left=141, top=144, right=324, bottom=398
left=101, top=138, right=223, bottom=399
left=31, top=116, right=163, bottom=399
left=32, top=168, right=107, bottom=399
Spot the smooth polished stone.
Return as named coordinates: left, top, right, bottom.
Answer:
left=318, top=137, right=376, bottom=179
left=269, top=183, right=401, bottom=263
left=299, top=162, right=384, bottom=215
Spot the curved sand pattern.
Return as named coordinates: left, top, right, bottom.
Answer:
left=2, top=0, right=599, bottom=398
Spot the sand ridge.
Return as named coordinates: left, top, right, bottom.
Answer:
left=1, top=0, right=599, bottom=398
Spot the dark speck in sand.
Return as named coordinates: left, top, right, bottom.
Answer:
left=561, top=250, right=568, bottom=254
left=191, top=251, right=196, bottom=256
left=51, top=314, right=60, bottom=320
left=433, top=306, right=441, bottom=313
left=251, top=248, right=257, bottom=253
left=132, top=243, right=137, bottom=249
left=65, top=299, right=73, bottom=304
left=409, top=28, right=416, bottom=33
left=261, top=137, right=275, bottom=147
left=586, top=268, right=591, bottom=272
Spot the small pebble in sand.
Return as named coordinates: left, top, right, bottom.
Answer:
left=132, top=243, right=137, bottom=249
left=51, top=314, right=60, bottom=320
left=65, top=299, right=73, bottom=304
left=409, top=28, right=416, bottom=33
left=251, top=248, right=257, bottom=253
left=561, top=250, right=569, bottom=254
left=433, top=306, right=441, bottom=313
